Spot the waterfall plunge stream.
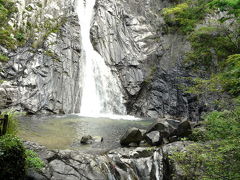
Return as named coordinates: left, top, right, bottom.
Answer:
left=76, top=0, right=126, bottom=117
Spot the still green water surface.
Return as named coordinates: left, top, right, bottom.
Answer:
left=18, top=115, right=153, bottom=152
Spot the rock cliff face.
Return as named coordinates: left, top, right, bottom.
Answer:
left=92, top=0, right=195, bottom=119
left=0, top=0, right=200, bottom=119
left=0, top=0, right=83, bottom=114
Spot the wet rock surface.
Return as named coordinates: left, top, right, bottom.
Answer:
left=24, top=140, right=192, bottom=180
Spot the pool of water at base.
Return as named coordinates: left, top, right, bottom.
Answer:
left=18, top=114, right=153, bottom=153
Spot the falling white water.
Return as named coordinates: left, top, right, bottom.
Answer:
left=76, top=0, right=126, bottom=117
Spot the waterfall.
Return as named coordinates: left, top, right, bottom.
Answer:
left=76, top=0, right=126, bottom=117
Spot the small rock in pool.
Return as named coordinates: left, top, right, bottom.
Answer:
left=93, top=136, right=104, bottom=143
left=80, top=135, right=93, bottom=144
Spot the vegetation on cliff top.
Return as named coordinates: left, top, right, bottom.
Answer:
left=165, top=0, right=240, bottom=179
left=0, top=0, right=26, bottom=50
left=163, top=0, right=240, bottom=97
left=0, top=0, right=65, bottom=62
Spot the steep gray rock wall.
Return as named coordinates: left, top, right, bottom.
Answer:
left=0, top=0, right=83, bottom=114
left=92, top=0, right=193, bottom=119
left=0, top=0, right=201, bottom=119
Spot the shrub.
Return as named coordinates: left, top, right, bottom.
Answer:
left=186, top=25, right=238, bottom=72
left=14, top=32, right=25, bottom=43
left=220, top=54, right=240, bottom=95
left=209, top=0, right=240, bottom=20
left=0, top=135, right=26, bottom=180
left=0, top=135, right=45, bottom=179
left=25, top=149, right=45, bottom=171
left=171, top=107, right=240, bottom=179
left=203, top=107, right=240, bottom=140
left=162, top=0, right=212, bottom=34
left=184, top=54, right=240, bottom=97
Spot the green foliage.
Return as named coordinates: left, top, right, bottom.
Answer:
left=188, top=127, right=206, bottom=141
left=0, top=53, right=9, bottom=62
left=185, top=54, right=240, bottom=97
left=0, top=0, right=26, bottom=49
left=182, top=3, right=240, bottom=97
left=163, top=3, right=189, bottom=15
left=0, top=135, right=26, bottom=180
left=220, top=54, right=240, bottom=95
left=184, top=76, right=222, bottom=95
left=162, top=0, right=212, bottom=34
left=210, top=0, right=240, bottom=20
left=164, top=2, right=240, bottom=178
left=0, top=27, right=17, bottom=49
left=171, top=107, right=240, bottom=179
left=25, top=149, right=44, bottom=170
left=14, top=31, right=25, bottom=43
left=25, top=5, right=33, bottom=12
left=203, top=107, right=240, bottom=140
left=186, top=25, right=238, bottom=72
left=29, top=17, right=66, bottom=49
left=0, top=0, right=17, bottom=26
left=0, top=135, right=45, bottom=179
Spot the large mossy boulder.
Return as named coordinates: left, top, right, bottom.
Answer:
left=0, top=135, right=26, bottom=180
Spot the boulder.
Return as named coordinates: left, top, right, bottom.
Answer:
left=146, top=121, right=171, bottom=138
left=175, top=121, right=192, bottom=137
left=145, top=131, right=162, bottom=146
left=144, top=119, right=192, bottom=145
left=146, top=121, right=168, bottom=134
left=80, top=135, right=93, bottom=144
left=166, top=119, right=181, bottom=128
left=162, top=141, right=193, bottom=180
left=120, top=127, right=144, bottom=146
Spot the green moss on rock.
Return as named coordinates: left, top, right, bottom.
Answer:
left=0, top=53, right=9, bottom=62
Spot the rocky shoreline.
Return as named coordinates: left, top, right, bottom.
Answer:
left=24, top=118, right=193, bottom=180
left=24, top=140, right=191, bottom=180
